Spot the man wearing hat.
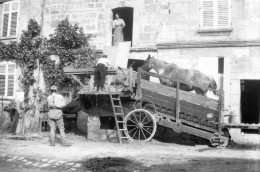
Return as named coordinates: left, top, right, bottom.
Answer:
left=47, top=85, right=71, bottom=146
left=94, top=54, right=110, bottom=92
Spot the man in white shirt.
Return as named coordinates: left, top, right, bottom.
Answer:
left=94, top=54, right=110, bottom=92
left=47, top=85, right=71, bottom=146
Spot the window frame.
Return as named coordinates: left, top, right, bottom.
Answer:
left=199, top=0, right=232, bottom=30
left=1, top=0, right=19, bottom=38
left=0, top=61, right=16, bottom=98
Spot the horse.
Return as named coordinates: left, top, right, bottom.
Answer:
left=141, top=55, right=217, bottom=96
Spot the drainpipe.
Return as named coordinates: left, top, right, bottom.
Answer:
left=218, top=57, right=224, bottom=90
left=218, top=57, right=224, bottom=127
left=40, top=0, right=46, bottom=36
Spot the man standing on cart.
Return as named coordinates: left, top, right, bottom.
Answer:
left=94, top=54, right=110, bottom=92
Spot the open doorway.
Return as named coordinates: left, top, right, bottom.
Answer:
left=112, top=7, right=133, bottom=46
left=127, top=59, right=145, bottom=72
left=241, top=80, right=260, bottom=134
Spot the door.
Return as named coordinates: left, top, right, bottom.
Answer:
left=241, top=80, right=260, bottom=134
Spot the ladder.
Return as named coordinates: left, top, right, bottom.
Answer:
left=109, top=89, right=129, bottom=144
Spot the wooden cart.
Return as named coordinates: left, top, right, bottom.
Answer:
left=65, top=66, right=259, bottom=146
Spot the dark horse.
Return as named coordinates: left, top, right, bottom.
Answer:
left=142, top=55, right=217, bottom=96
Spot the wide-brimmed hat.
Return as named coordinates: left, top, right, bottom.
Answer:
left=50, top=85, right=57, bottom=91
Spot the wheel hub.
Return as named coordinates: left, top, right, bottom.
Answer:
left=138, top=123, right=144, bottom=128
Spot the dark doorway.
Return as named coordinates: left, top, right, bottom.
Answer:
left=127, top=59, right=145, bottom=72
left=112, top=7, right=133, bottom=45
left=241, top=80, right=260, bottom=134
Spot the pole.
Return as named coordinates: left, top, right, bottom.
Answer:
left=176, top=82, right=180, bottom=123
left=1, top=96, right=3, bottom=117
left=218, top=57, right=224, bottom=132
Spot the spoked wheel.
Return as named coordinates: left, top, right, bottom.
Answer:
left=125, top=109, right=157, bottom=142
left=143, top=103, right=167, bottom=139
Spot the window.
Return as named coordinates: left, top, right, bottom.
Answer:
left=200, top=0, right=231, bottom=29
left=0, top=62, right=16, bottom=98
left=1, top=0, right=19, bottom=38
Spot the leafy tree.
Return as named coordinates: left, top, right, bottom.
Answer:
left=0, top=18, right=97, bottom=133
left=43, top=18, right=96, bottom=88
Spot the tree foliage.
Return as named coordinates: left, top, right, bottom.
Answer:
left=42, top=18, right=96, bottom=87
left=0, top=19, right=44, bottom=98
left=0, top=18, right=97, bottom=98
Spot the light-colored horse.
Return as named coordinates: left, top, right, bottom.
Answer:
left=142, top=55, right=217, bottom=96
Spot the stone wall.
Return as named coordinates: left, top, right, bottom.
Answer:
left=157, top=46, right=260, bottom=126
left=41, top=0, right=260, bottom=50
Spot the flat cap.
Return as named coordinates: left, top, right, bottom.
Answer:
left=50, top=85, right=57, bottom=91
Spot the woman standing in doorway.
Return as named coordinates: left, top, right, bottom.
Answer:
left=112, top=13, right=125, bottom=46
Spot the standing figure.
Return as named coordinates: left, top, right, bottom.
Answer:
left=47, top=85, right=71, bottom=147
left=4, top=105, right=19, bottom=134
left=112, top=13, right=125, bottom=46
left=94, top=54, right=110, bottom=92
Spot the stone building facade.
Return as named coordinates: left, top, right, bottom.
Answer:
left=1, top=0, right=260, bottom=141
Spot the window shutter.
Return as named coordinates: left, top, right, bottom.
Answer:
left=0, top=65, right=6, bottom=96
left=0, top=75, right=5, bottom=95
left=10, top=12, right=18, bottom=36
left=7, top=75, right=14, bottom=96
left=217, top=0, right=230, bottom=27
left=0, top=64, right=6, bottom=73
left=7, top=64, right=15, bottom=97
left=2, top=13, right=9, bottom=37
left=201, top=0, right=214, bottom=28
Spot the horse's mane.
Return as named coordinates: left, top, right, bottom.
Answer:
left=151, top=57, right=168, bottom=65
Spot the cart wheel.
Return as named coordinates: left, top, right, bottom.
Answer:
left=125, top=109, right=157, bottom=142
left=143, top=103, right=167, bottom=139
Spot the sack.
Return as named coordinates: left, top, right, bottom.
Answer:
left=62, top=100, right=82, bottom=114
left=48, top=109, right=63, bottom=120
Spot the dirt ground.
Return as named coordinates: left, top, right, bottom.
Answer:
left=0, top=131, right=260, bottom=172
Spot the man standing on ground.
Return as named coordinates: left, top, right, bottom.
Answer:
left=47, top=85, right=71, bottom=146
left=94, top=54, right=110, bottom=92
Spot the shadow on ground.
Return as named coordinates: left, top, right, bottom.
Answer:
left=82, top=157, right=260, bottom=172
left=153, top=125, right=210, bottom=146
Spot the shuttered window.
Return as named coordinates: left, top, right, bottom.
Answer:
left=200, top=0, right=231, bottom=29
left=0, top=62, right=16, bottom=98
left=1, top=0, right=19, bottom=38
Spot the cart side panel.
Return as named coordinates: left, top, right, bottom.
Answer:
left=142, top=89, right=219, bottom=123
left=141, top=79, right=219, bottom=110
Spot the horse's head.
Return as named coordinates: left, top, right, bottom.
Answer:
left=208, top=76, right=218, bottom=95
left=142, top=54, right=154, bottom=71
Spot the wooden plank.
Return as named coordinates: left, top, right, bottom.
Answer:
left=142, top=89, right=219, bottom=123
left=176, top=82, right=180, bottom=121
left=141, top=79, right=219, bottom=104
left=157, top=120, right=216, bottom=141
left=72, top=75, right=84, bottom=87
left=156, top=112, right=217, bottom=133
left=142, top=88, right=219, bottom=116
left=141, top=79, right=219, bottom=110
left=115, top=42, right=131, bottom=68
left=136, top=68, right=142, bottom=99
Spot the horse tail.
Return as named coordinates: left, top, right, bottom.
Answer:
left=208, top=76, right=217, bottom=95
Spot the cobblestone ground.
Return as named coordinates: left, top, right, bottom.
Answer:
left=0, top=154, right=83, bottom=172
left=0, top=132, right=259, bottom=172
